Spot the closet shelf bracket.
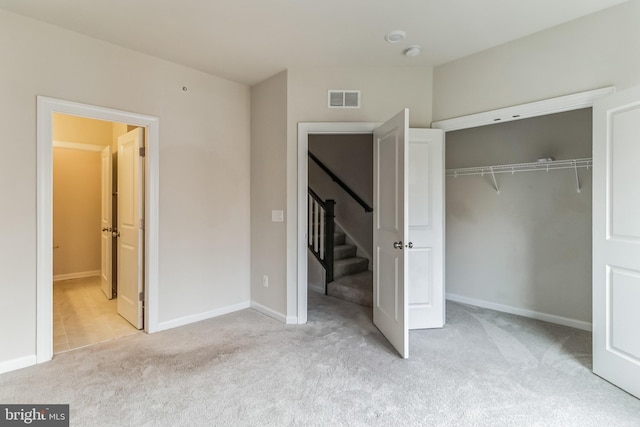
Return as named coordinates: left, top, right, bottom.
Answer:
left=489, top=166, right=500, bottom=194
left=574, top=160, right=581, bottom=193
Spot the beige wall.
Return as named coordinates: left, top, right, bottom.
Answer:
left=0, top=10, right=250, bottom=366
left=53, top=113, right=114, bottom=146
left=250, top=71, right=288, bottom=316
left=52, top=148, right=102, bottom=277
left=433, top=0, right=640, bottom=121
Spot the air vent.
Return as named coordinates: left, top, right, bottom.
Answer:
left=328, top=90, right=361, bottom=109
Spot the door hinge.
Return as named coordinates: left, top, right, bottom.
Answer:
left=139, top=291, right=144, bottom=301
left=139, top=147, right=146, bottom=157
left=139, top=218, right=145, bottom=230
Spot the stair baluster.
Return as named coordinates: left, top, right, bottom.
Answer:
left=308, top=188, right=335, bottom=293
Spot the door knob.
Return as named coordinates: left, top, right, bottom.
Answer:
left=102, top=227, right=113, bottom=232
left=112, top=229, right=120, bottom=238
left=393, top=241, right=403, bottom=249
left=406, top=242, right=413, bottom=249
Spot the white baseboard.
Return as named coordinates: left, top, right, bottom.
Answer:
left=0, top=355, right=37, bottom=375
left=157, top=300, right=251, bottom=332
left=446, top=293, right=592, bottom=332
left=250, top=301, right=292, bottom=324
left=53, top=270, right=100, bottom=282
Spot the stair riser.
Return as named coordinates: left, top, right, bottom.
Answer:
left=333, top=245, right=357, bottom=260
left=334, top=259, right=368, bottom=279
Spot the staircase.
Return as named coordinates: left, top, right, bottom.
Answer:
left=307, top=152, right=374, bottom=308
left=327, top=227, right=373, bottom=307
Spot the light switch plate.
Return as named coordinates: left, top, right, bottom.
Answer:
left=272, top=210, right=284, bottom=222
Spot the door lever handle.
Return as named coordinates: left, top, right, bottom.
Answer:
left=393, top=241, right=403, bottom=249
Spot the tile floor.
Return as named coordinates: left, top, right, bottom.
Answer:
left=53, top=276, right=140, bottom=354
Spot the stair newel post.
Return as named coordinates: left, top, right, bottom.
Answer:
left=324, top=199, right=336, bottom=293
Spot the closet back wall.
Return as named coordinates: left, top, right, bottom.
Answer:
left=445, top=108, right=592, bottom=326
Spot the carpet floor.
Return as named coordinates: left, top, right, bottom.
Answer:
left=1, top=293, right=639, bottom=426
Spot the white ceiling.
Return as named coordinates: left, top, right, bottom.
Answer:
left=0, top=0, right=627, bottom=86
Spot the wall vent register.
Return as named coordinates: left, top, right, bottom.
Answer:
left=328, top=90, right=361, bottom=109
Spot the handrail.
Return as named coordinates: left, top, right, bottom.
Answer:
left=308, top=152, right=373, bottom=213
left=307, top=187, right=335, bottom=289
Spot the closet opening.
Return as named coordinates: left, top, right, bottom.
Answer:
left=443, top=107, right=593, bottom=332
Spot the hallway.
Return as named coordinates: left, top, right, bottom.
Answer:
left=53, top=276, right=139, bottom=354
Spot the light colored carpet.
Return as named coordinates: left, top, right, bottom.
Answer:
left=1, top=293, right=639, bottom=426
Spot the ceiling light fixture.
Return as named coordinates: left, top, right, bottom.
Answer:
left=385, top=30, right=406, bottom=43
left=404, top=45, right=421, bottom=57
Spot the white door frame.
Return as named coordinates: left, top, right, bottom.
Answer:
left=36, top=96, right=160, bottom=363
left=296, top=87, right=614, bottom=326
left=297, top=122, right=380, bottom=324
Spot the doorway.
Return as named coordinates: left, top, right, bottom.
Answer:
left=51, top=114, right=142, bottom=353
left=36, top=97, right=160, bottom=364
left=306, top=133, right=374, bottom=308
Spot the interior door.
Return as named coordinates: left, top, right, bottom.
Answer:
left=373, top=109, right=409, bottom=358
left=407, top=129, right=445, bottom=329
left=117, top=128, right=144, bottom=329
left=100, top=146, right=113, bottom=299
left=593, top=85, right=640, bottom=399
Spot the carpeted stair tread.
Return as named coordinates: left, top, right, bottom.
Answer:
left=327, top=270, right=373, bottom=307
left=334, top=244, right=357, bottom=260
left=334, top=257, right=368, bottom=279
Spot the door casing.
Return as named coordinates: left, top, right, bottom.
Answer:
left=36, top=96, right=160, bottom=364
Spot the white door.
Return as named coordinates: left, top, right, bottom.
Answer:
left=373, top=109, right=410, bottom=358
left=100, top=146, right=113, bottom=299
left=117, top=128, right=144, bottom=329
left=593, top=85, right=640, bottom=399
left=407, top=129, right=445, bottom=329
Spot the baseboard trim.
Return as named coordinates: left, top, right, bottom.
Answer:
left=53, top=270, right=100, bottom=282
left=250, top=301, right=294, bottom=324
left=157, top=300, right=251, bottom=332
left=446, top=293, right=592, bottom=332
left=0, top=355, right=37, bottom=375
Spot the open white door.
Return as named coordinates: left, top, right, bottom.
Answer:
left=407, top=129, right=445, bottom=329
left=593, top=85, right=640, bottom=399
left=100, top=146, right=113, bottom=299
left=373, top=109, right=410, bottom=358
left=117, top=128, right=144, bottom=329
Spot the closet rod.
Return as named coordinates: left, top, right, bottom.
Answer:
left=446, top=158, right=592, bottom=177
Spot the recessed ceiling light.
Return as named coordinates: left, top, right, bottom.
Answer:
left=385, top=30, right=406, bottom=43
left=404, top=45, right=421, bottom=57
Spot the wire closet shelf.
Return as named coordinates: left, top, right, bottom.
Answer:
left=445, top=158, right=592, bottom=194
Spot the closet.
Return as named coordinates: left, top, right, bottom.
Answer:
left=444, top=108, right=592, bottom=329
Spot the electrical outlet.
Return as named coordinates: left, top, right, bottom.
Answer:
left=262, top=275, right=269, bottom=288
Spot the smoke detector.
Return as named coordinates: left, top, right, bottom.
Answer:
left=404, top=45, right=422, bottom=57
